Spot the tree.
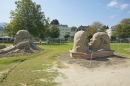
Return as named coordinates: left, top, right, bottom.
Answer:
left=5, top=0, right=49, bottom=38
left=50, top=19, right=59, bottom=25
left=64, top=34, right=70, bottom=39
left=86, top=26, right=96, bottom=40
left=115, top=18, right=130, bottom=39
left=114, top=24, right=130, bottom=39
left=120, top=18, right=130, bottom=25
left=113, top=18, right=130, bottom=39
left=49, top=25, right=60, bottom=38
left=100, top=25, right=107, bottom=32
left=71, top=26, right=77, bottom=31
left=111, top=33, right=116, bottom=41
left=64, top=34, right=70, bottom=42
left=106, top=25, right=109, bottom=29
left=90, top=21, right=103, bottom=31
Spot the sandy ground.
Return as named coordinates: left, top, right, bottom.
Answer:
left=55, top=52, right=130, bottom=86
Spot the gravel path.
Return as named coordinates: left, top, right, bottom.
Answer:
left=55, top=52, right=130, bottom=86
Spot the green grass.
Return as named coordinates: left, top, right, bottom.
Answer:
left=111, top=43, right=130, bottom=57
left=0, top=43, right=72, bottom=86
left=0, top=42, right=129, bottom=86
left=0, top=43, right=12, bottom=47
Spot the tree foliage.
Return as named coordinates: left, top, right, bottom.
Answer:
left=100, top=25, right=108, bottom=32
left=113, top=18, right=130, bottom=39
left=64, top=34, right=70, bottom=38
left=71, top=26, right=77, bottom=31
left=111, top=33, right=116, bottom=41
left=5, top=0, right=49, bottom=38
left=86, top=26, right=96, bottom=40
left=106, top=25, right=109, bottom=29
left=50, top=19, right=59, bottom=25
left=120, top=18, right=130, bottom=25
left=114, top=24, right=130, bottom=39
left=49, top=25, right=60, bottom=38
left=90, top=21, right=103, bottom=31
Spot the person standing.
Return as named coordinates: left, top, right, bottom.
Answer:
left=47, top=38, right=50, bottom=44
left=39, top=39, right=42, bottom=44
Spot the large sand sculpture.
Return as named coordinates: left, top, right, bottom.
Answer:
left=70, top=30, right=114, bottom=59
left=0, top=30, right=41, bottom=54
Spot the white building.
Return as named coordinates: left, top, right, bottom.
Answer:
left=57, top=25, right=75, bottom=39
left=0, top=29, right=4, bottom=37
left=106, top=26, right=115, bottom=38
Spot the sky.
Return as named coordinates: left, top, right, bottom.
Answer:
left=0, top=0, right=130, bottom=27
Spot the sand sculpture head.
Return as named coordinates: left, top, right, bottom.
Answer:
left=71, top=30, right=90, bottom=53
left=89, top=32, right=111, bottom=51
left=13, top=30, right=40, bottom=50
left=12, top=30, right=40, bottom=52
left=14, top=30, right=31, bottom=45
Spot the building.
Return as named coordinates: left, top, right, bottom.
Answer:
left=56, top=24, right=75, bottom=39
left=0, top=28, right=13, bottom=43
left=0, top=36, right=12, bottom=43
left=75, top=25, right=88, bottom=32
left=106, top=26, right=115, bottom=38
left=0, top=29, right=4, bottom=37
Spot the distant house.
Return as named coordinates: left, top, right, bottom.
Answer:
left=75, top=25, right=88, bottom=32
left=57, top=24, right=75, bottom=39
left=49, top=24, right=75, bottom=39
left=0, top=26, right=12, bottom=42
left=0, top=36, right=12, bottom=43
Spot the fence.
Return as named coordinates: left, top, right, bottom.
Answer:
left=34, top=38, right=74, bottom=44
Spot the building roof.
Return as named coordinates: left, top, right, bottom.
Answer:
left=0, top=36, right=11, bottom=38
left=75, top=25, right=88, bottom=32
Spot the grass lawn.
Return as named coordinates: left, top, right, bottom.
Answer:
left=0, top=42, right=129, bottom=86
left=111, top=43, right=130, bottom=57
left=0, top=43, right=73, bottom=86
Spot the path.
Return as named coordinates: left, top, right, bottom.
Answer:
left=55, top=62, right=130, bottom=86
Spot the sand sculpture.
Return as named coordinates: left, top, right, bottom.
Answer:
left=89, top=32, right=111, bottom=51
left=70, top=30, right=114, bottom=59
left=0, top=30, right=41, bottom=54
left=71, top=31, right=91, bottom=53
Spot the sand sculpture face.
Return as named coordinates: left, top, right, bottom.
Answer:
left=71, top=30, right=90, bottom=53
left=89, top=32, right=111, bottom=51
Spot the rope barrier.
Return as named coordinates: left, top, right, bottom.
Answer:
left=88, top=51, right=93, bottom=68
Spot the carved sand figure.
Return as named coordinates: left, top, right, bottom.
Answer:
left=70, top=31, right=114, bottom=59
left=0, top=30, right=41, bottom=54
left=89, top=32, right=111, bottom=51
left=70, top=30, right=91, bottom=53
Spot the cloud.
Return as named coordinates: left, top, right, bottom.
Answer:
left=120, top=4, right=129, bottom=10
left=110, top=14, right=116, bottom=19
left=107, top=0, right=129, bottom=12
left=107, top=0, right=118, bottom=7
